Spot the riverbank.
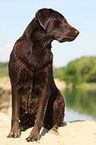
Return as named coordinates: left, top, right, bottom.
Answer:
left=0, top=112, right=96, bottom=145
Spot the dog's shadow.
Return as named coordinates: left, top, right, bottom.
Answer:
left=39, top=121, right=67, bottom=139
left=39, top=128, right=48, bottom=139
left=39, top=120, right=85, bottom=139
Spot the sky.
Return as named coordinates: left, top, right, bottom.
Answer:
left=0, top=0, right=96, bottom=67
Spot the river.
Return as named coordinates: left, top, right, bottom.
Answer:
left=63, top=87, right=96, bottom=122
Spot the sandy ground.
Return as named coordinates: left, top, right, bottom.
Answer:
left=0, top=77, right=11, bottom=90
left=0, top=112, right=96, bottom=145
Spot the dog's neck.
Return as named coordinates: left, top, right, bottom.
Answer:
left=31, top=28, right=53, bottom=51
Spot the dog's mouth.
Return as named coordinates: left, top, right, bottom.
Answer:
left=59, top=38, right=69, bottom=42
left=58, top=37, right=76, bottom=43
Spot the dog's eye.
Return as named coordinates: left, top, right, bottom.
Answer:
left=58, top=17, right=68, bottom=24
left=58, top=18, right=64, bottom=22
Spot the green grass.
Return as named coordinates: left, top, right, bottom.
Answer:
left=0, top=62, right=8, bottom=77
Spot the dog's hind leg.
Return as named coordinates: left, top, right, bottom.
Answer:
left=52, top=89, right=65, bottom=134
left=44, top=87, right=65, bottom=134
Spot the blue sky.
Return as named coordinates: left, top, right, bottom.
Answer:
left=0, top=0, right=96, bottom=67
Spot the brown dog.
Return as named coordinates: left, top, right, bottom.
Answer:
left=8, top=8, right=79, bottom=141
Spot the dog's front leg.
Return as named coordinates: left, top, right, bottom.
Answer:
left=26, top=87, right=50, bottom=142
left=8, top=86, right=21, bottom=138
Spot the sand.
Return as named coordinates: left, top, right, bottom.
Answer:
left=0, top=112, right=96, bottom=145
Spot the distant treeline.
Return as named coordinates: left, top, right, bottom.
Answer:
left=0, top=62, right=8, bottom=77
left=54, top=56, right=96, bottom=86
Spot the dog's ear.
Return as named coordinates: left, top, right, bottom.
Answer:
left=36, top=8, right=52, bottom=31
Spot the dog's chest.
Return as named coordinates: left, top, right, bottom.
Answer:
left=21, top=90, right=38, bottom=114
left=33, top=47, right=53, bottom=68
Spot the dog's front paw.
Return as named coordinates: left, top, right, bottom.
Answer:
left=7, top=126, right=20, bottom=138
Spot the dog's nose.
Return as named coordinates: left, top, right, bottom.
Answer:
left=75, top=30, right=79, bottom=36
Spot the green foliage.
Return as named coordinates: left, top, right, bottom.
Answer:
left=0, top=62, right=8, bottom=77
left=64, top=62, right=80, bottom=86
left=53, top=67, right=65, bottom=81
left=54, top=56, right=96, bottom=86
left=87, top=66, right=96, bottom=82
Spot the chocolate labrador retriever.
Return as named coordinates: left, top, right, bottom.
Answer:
left=8, top=8, right=79, bottom=141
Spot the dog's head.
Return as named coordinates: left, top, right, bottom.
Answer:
left=36, top=8, right=79, bottom=42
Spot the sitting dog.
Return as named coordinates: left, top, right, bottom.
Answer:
left=8, top=8, right=79, bottom=141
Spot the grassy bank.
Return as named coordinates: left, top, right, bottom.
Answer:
left=77, top=82, right=96, bottom=90
left=0, top=62, right=8, bottom=77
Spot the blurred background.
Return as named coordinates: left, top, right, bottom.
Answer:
left=0, top=0, right=96, bottom=122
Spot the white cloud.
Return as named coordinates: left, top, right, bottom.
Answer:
left=0, top=43, right=14, bottom=62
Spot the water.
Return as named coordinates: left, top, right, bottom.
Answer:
left=63, top=87, right=96, bottom=122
